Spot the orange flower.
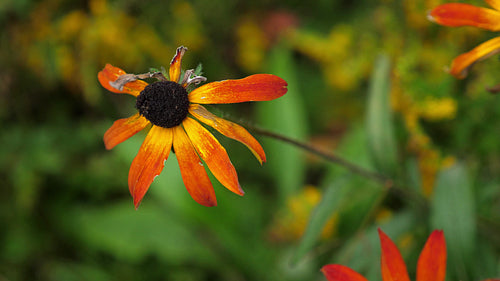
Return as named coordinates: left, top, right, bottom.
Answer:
left=322, top=229, right=446, bottom=281
left=428, top=1, right=500, bottom=78
left=98, top=46, right=287, bottom=208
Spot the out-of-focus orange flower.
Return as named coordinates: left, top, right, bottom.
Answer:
left=98, top=46, right=287, bottom=208
left=429, top=1, right=500, bottom=78
left=322, top=229, right=446, bottom=281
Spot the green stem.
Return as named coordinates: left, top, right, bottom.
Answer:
left=245, top=124, right=428, bottom=208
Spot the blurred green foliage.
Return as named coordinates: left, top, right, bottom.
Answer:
left=1, top=0, right=499, bottom=280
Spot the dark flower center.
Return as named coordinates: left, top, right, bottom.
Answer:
left=136, top=81, right=190, bottom=128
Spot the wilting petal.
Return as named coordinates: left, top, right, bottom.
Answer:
left=416, top=230, right=447, bottom=281
left=98, top=64, right=148, bottom=96
left=486, top=0, right=500, bottom=11
left=378, top=229, right=411, bottom=281
left=428, top=3, right=500, bottom=31
left=128, top=126, right=173, bottom=208
left=104, top=113, right=150, bottom=150
left=188, top=74, right=288, bottom=104
left=189, top=104, right=266, bottom=164
left=182, top=117, right=244, bottom=196
left=321, top=265, right=369, bottom=281
left=172, top=125, right=217, bottom=207
left=169, top=46, right=187, bottom=83
left=449, top=36, right=500, bottom=78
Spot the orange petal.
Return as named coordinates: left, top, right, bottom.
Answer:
left=188, top=74, right=288, bottom=104
left=428, top=3, right=500, bottom=31
left=189, top=104, right=266, bottom=164
left=169, top=46, right=187, bottom=83
left=416, top=230, right=447, bottom=281
left=98, top=64, right=148, bottom=97
left=104, top=113, right=150, bottom=150
left=449, top=36, right=500, bottom=78
left=182, top=117, right=244, bottom=196
left=378, top=229, right=411, bottom=281
left=321, top=265, right=369, bottom=281
left=172, top=125, right=217, bottom=207
left=128, top=126, right=173, bottom=208
left=486, top=0, right=500, bottom=11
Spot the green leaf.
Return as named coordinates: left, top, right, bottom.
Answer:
left=256, top=43, right=308, bottom=201
left=366, top=54, right=397, bottom=176
left=160, top=66, right=168, bottom=79
left=59, top=201, right=219, bottom=266
left=431, top=163, right=476, bottom=281
left=194, top=63, right=203, bottom=76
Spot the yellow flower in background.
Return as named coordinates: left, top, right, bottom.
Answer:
left=417, top=97, right=457, bottom=121
left=391, top=77, right=456, bottom=197
left=269, top=186, right=338, bottom=242
left=290, top=25, right=371, bottom=91
left=236, top=16, right=269, bottom=73
left=10, top=0, right=206, bottom=105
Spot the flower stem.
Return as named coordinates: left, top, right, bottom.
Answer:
left=245, top=124, right=427, bottom=208
left=249, top=125, right=390, bottom=185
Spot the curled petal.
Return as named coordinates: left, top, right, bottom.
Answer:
left=182, top=117, right=244, bottom=196
left=104, top=113, right=150, bottom=150
left=449, top=36, right=500, bottom=79
left=128, top=126, right=173, bottom=208
left=189, top=104, right=266, bottom=164
left=428, top=3, right=500, bottom=31
left=98, top=64, right=148, bottom=96
left=169, top=46, right=187, bottom=83
left=416, top=230, right=447, bottom=281
left=378, top=229, right=411, bottom=281
left=321, top=265, right=369, bottom=281
left=188, top=74, right=288, bottom=104
left=172, top=126, right=217, bottom=207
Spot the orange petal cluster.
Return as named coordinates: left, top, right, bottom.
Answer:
left=429, top=1, right=500, bottom=78
left=98, top=47, right=287, bottom=208
left=322, top=229, right=446, bottom=281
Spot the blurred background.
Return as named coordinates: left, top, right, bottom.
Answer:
left=1, top=0, right=499, bottom=280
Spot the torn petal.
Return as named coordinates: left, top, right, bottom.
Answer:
left=169, top=46, right=187, bottom=83
left=188, top=74, right=288, bottom=104
left=98, top=64, right=148, bottom=96
left=182, top=117, right=244, bottom=196
left=428, top=3, right=500, bottom=31
left=321, top=265, right=369, bottom=281
left=416, top=230, right=447, bottom=281
left=173, top=125, right=217, bottom=207
left=378, top=229, right=411, bottom=281
left=128, top=126, right=173, bottom=209
left=449, top=36, right=500, bottom=79
left=104, top=113, right=150, bottom=150
left=189, top=104, right=266, bottom=164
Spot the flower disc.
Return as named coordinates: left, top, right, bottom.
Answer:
left=136, top=81, right=190, bottom=128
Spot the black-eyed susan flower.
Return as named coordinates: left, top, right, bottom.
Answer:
left=322, top=229, right=446, bottom=281
left=98, top=46, right=287, bottom=208
left=428, top=1, right=500, bottom=79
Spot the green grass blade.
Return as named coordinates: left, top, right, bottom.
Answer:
left=257, top=43, right=308, bottom=201
left=431, top=163, right=476, bottom=281
left=366, top=54, right=397, bottom=176
left=291, top=176, right=351, bottom=265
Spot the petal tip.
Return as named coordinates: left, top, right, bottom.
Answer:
left=236, top=184, right=245, bottom=196
left=203, top=198, right=218, bottom=207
